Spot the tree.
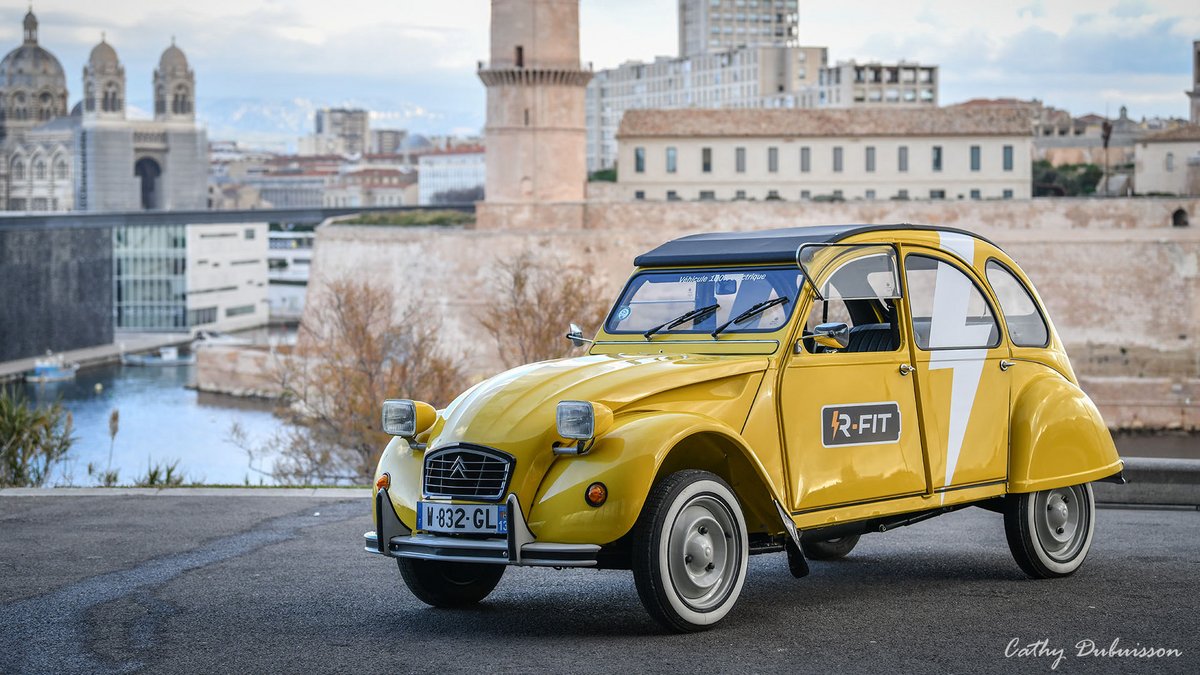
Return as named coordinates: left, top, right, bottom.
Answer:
left=480, top=251, right=611, bottom=369
left=0, top=387, right=75, bottom=488
left=237, top=278, right=469, bottom=485
left=431, top=186, right=485, bottom=205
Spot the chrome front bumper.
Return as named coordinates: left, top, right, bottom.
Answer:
left=363, top=488, right=600, bottom=568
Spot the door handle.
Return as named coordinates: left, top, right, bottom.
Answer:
left=1000, top=360, right=1015, bottom=371
left=899, top=363, right=914, bottom=376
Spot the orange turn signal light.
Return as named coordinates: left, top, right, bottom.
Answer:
left=585, top=482, right=607, bottom=507
left=375, top=473, right=391, bottom=491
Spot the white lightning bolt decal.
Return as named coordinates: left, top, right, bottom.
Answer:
left=927, top=233, right=991, bottom=499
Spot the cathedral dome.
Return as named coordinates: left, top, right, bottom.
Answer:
left=88, top=38, right=119, bottom=69
left=0, top=10, right=68, bottom=122
left=158, top=43, right=189, bottom=73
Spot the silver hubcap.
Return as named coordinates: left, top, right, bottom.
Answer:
left=1034, top=485, right=1089, bottom=562
left=667, top=494, right=740, bottom=612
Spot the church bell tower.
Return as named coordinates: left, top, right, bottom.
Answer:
left=479, top=0, right=593, bottom=203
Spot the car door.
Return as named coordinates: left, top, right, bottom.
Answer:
left=780, top=244, right=929, bottom=513
left=901, top=237, right=1011, bottom=494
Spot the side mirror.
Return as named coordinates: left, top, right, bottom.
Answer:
left=566, top=323, right=593, bottom=348
left=812, top=322, right=850, bottom=350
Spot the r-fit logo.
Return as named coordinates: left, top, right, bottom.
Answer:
left=821, top=402, right=902, bottom=447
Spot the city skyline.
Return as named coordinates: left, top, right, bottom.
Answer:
left=1, top=0, right=1196, bottom=148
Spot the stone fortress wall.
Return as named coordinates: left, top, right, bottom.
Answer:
left=305, top=198, right=1200, bottom=429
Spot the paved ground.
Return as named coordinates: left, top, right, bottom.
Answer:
left=0, top=495, right=1196, bottom=674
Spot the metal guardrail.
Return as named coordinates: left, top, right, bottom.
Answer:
left=0, top=204, right=476, bottom=230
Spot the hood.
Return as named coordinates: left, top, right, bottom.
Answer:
left=426, top=353, right=769, bottom=502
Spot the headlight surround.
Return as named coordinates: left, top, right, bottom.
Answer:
left=382, top=399, right=436, bottom=438
left=556, top=400, right=595, bottom=440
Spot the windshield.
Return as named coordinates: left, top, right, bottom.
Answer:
left=606, top=267, right=803, bottom=335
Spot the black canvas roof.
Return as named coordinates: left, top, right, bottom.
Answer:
left=633, top=224, right=996, bottom=267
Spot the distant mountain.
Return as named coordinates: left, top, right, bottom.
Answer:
left=196, top=97, right=484, bottom=151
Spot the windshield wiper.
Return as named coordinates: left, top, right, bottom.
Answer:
left=710, top=297, right=789, bottom=339
left=643, top=303, right=721, bottom=340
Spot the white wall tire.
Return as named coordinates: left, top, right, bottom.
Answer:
left=1004, top=483, right=1095, bottom=579
left=632, top=470, right=749, bottom=633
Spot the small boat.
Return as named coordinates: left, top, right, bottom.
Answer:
left=26, top=354, right=80, bottom=383
left=192, top=330, right=251, bottom=347
left=122, top=346, right=196, bottom=367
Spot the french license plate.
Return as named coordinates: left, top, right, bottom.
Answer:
left=417, top=502, right=508, bottom=535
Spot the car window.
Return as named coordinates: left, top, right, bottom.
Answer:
left=986, top=261, right=1049, bottom=347
left=904, top=255, right=1000, bottom=350
left=606, top=267, right=802, bottom=334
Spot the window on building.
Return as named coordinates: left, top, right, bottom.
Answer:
left=666, top=147, right=677, bottom=173
left=33, top=160, right=45, bottom=180
left=53, top=159, right=67, bottom=180
left=12, top=160, right=24, bottom=181
left=515, top=45, right=524, bottom=68
left=865, top=189, right=876, bottom=200
left=1002, top=189, right=1014, bottom=200
left=244, top=228, right=256, bottom=240
left=768, top=147, right=779, bottom=173
left=800, top=146, right=811, bottom=173
left=833, top=146, right=843, bottom=173
left=766, top=189, right=782, bottom=200
left=970, top=189, right=981, bottom=200
left=699, top=190, right=716, bottom=201
left=970, top=145, right=981, bottom=172
left=932, top=146, right=943, bottom=172
left=930, top=189, right=946, bottom=200
left=225, top=305, right=256, bottom=318
left=702, top=147, right=713, bottom=173
left=898, top=146, right=908, bottom=172
left=667, top=190, right=680, bottom=201
left=1166, top=152, right=1175, bottom=172
left=735, top=147, right=746, bottom=173
left=1003, top=145, right=1014, bottom=172
left=635, top=147, right=646, bottom=173
left=832, top=189, right=844, bottom=200
left=800, top=190, right=811, bottom=200
left=735, top=190, right=747, bottom=200
left=897, top=189, right=909, bottom=200
left=865, top=146, right=876, bottom=173
left=634, top=190, right=645, bottom=200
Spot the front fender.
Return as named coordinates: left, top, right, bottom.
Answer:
left=1009, top=368, right=1122, bottom=493
left=373, top=436, right=423, bottom=531
left=526, top=411, right=784, bottom=545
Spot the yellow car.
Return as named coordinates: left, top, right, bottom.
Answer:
left=364, top=224, right=1124, bottom=632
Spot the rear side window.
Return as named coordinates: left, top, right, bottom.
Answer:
left=985, top=261, right=1050, bottom=347
left=904, top=255, right=1000, bottom=350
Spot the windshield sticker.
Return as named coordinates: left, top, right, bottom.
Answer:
left=616, top=306, right=631, bottom=321
left=678, top=273, right=767, bottom=284
left=821, top=403, right=901, bottom=448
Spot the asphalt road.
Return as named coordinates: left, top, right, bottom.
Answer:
left=0, top=495, right=1196, bottom=674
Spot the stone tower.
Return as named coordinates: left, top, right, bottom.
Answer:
left=154, top=40, right=195, bottom=123
left=83, top=35, right=125, bottom=120
left=1190, top=40, right=1200, bottom=124
left=479, top=0, right=592, bottom=203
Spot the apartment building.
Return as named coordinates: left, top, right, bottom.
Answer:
left=617, top=107, right=1032, bottom=202
left=678, top=0, right=799, bottom=57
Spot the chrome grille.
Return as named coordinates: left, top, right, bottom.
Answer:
left=422, top=445, right=514, bottom=502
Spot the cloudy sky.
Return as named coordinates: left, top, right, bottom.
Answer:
left=2, top=0, right=1196, bottom=146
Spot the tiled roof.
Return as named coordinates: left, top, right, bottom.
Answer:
left=617, top=107, right=1033, bottom=139
left=1139, top=125, right=1200, bottom=143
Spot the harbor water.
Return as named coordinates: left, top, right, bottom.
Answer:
left=21, top=361, right=283, bottom=486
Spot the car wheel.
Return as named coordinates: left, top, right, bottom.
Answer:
left=396, top=558, right=506, bottom=608
left=801, top=534, right=860, bottom=561
left=632, top=470, right=749, bottom=633
left=1004, top=483, right=1095, bottom=579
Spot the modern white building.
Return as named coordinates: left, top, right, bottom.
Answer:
left=586, top=45, right=828, bottom=171
left=112, top=222, right=268, bottom=333
left=1134, top=126, right=1200, bottom=196
left=616, top=107, right=1032, bottom=202
left=418, top=146, right=486, bottom=205
left=677, top=0, right=799, bottom=58
left=267, top=230, right=315, bottom=321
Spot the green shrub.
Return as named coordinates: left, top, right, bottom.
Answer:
left=0, top=387, right=75, bottom=488
left=339, top=211, right=474, bottom=227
